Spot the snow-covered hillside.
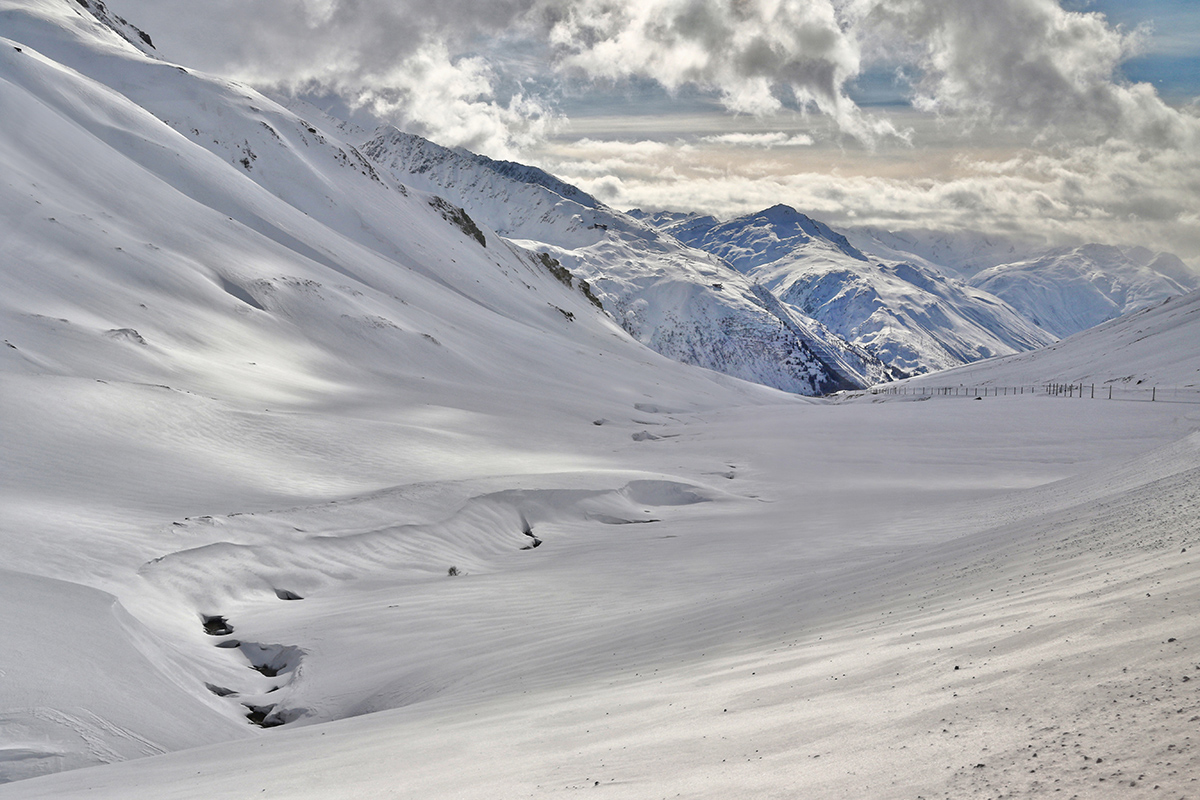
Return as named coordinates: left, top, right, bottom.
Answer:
left=970, top=244, right=1198, bottom=338
left=846, top=227, right=1197, bottom=335
left=642, top=205, right=1056, bottom=374
left=2, top=2, right=1199, bottom=798
left=362, top=129, right=894, bottom=393
left=0, top=0, right=783, bottom=776
left=892, top=288, right=1200, bottom=391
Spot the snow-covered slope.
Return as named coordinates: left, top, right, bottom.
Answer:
left=362, top=130, right=893, bottom=393
left=970, top=244, right=1198, bottom=339
left=0, top=0, right=789, bottom=775
left=654, top=204, right=870, bottom=268
left=845, top=227, right=1197, bottom=337
left=646, top=205, right=1056, bottom=375
left=63, top=0, right=157, bottom=56
left=3, top=2, right=1200, bottom=798
left=894, top=288, right=1200, bottom=391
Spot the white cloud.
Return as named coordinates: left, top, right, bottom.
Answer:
left=108, top=0, right=554, bottom=155
left=110, top=0, right=1190, bottom=147
left=701, top=131, right=815, bottom=147
left=534, top=127, right=1200, bottom=263
left=541, top=0, right=899, bottom=141
left=339, top=41, right=558, bottom=158
left=855, top=0, right=1193, bottom=146
left=105, top=0, right=1200, bottom=258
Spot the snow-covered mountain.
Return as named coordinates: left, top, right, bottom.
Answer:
left=640, top=205, right=1057, bottom=374
left=845, top=226, right=1197, bottom=333
left=969, top=244, right=1198, bottom=339
left=361, top=129, right=894, bottom=393
left=892, top=287, right=1200, bottom=396
left=3, top=3, right=1200, bottom=798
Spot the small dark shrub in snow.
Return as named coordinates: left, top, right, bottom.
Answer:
left=447, top=566, right=460, bottom=577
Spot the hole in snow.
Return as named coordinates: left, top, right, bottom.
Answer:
left=240, top=642, right=302, bottom=678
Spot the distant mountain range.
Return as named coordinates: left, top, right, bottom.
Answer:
left=635, top=208, right=1194, bottom=373
left=356, top=130, right=1196, bottom=380
left=363, top=128, right=894, bottom=393
left=2, top=0, right=1194, bottom=404
left=634, top=206, right=1054, bottom=374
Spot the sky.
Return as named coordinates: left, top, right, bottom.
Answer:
left=107, top=0, right=1200, bottom=264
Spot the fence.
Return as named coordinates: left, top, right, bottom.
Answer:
left=867, top=383, right=1200, bottom=404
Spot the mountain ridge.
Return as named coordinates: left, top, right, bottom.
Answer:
left=363, top=126, right=896, bottom=393
left=636, top=204, right=1059, bottom=374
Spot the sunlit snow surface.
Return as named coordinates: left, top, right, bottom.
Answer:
left=1, top=1, right=1199, bottom=798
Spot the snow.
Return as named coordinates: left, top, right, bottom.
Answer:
left=651, top=204, right=1057, bottom=375
left=971, top=244, right=1196, bottom=339
left=3, top=397, right=1198, bottom=798
left=361, top=129, right=891, bottom=394
left=890, top=289, right=1200, bottom=392
left=1, top=1, right=1199, bottom=798
left=843, top=227, right=1196, bottom=342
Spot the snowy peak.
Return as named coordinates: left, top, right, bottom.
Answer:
left=464, top=150, right=602, bottom=211
left=363, top=126, right=639, bottom=249
left=2, top=0, right=155, bottom=60
left=626, top=208, right=705, bottom=228
left=1146, top=252, right=1199, bottom=289
left=363, top=129, right=893, bottom=394
left=72, top=0, right=156, bottom=54
left=664, top=204, right=869, bottom=271
left=639, top=205, right=1056, bottom=375
left=970, top=243, right=1195, bottom=338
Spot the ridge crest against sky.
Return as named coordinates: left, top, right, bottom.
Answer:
left=108, top=0, right=1200, bottom=265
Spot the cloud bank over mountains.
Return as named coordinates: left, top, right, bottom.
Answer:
left=109, top=0, right=1200, bottom=263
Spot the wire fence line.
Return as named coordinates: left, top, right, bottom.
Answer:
left=867, top=383, right=1200, bottom=404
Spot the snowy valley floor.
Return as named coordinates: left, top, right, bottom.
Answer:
left=2, top=392, right=1199, bottom=799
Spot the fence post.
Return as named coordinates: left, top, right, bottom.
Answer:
left=1109, top=385, right=1112, bottom=400
left=1091, top=384, right=1094, bottom=399
left=1152, top=386, right=1156, bottom=402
